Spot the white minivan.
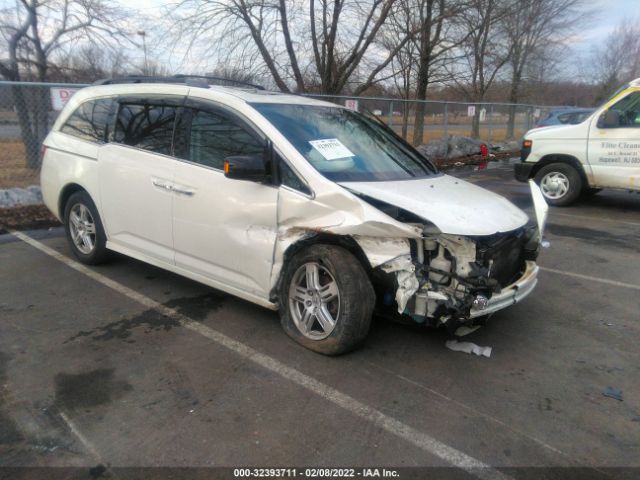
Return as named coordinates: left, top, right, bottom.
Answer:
left=516, top=78, right=640, bottom=205
left=41, top=76, right=547, bottom=355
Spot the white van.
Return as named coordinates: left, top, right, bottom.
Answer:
left=41, top=76, right=547, bottom=355
left=515, top=78, right=640, bottom=205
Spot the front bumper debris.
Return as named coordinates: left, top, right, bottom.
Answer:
left=469, top=260, right=538, bottom=318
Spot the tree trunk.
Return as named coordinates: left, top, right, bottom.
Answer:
left=412, top=68, right=429, bottom=146
left=12, top=85, right=49, bottom=170
left=471, top=110, right=480, bottom=138
left=506, top=79, right=519, bottom=139
left=506, top=104, right=517, bottom=139
left=401, top=104, right=410, bottom=139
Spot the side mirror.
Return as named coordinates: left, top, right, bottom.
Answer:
left=597, top=110, right=620, bottom=129
left=223, top=154, right=269, bottom=182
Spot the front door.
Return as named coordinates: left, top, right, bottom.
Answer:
left=171, top=100, right=279, bottom=298
left=588, top=90, right=640, bottom=190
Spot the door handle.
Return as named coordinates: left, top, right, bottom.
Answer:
left=171, top=181, right=196, bottom=197
left=172, top=187, right=195, bottom=197
left=152, top=178, right=173, bottom=191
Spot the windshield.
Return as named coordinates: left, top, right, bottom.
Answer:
left=599, top=83, right=630, bottom=108
left=252, top=103, right=438, bottom=182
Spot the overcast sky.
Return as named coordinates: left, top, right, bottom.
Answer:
left=124, top=0, right=635, bottom=75
left=574, top=0, right=637, bottom=51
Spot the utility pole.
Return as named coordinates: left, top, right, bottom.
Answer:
left=137, top=30, right=148, bottom=74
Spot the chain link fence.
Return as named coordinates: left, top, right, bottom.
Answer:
left=0, top=80, right=566, bottom=198
left=303, top=93, right=561, bottom=146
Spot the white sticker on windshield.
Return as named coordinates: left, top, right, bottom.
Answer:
left=309, top=138, right=355, bottom=160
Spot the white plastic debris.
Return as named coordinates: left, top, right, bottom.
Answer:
left=380, top=255, right=419, bottom=313
left=445, top=339, right=492, bottom=358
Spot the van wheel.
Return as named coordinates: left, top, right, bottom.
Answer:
left=279, top=245, right=375, bottom=355
left=534, top=163, right=582, bottom=206
left=64, top=191, right=109, bottom=264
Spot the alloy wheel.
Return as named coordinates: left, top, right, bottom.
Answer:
left=288, top=262, right=340, bottom=340
left=68, top=203, right=97, bottom=254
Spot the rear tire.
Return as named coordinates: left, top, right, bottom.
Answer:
left=534, top=163, right=582, bottom=206
left=279, top=244, right=375, bottom=355
left=63, top=191, right=109, bottom=265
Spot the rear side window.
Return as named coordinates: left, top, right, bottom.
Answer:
left=114, top=102, right=179, bottom=155
left=186, top=108, right=264, bottom=169
left=60, top=98, right=114, bottom=143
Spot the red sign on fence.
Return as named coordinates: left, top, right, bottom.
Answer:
left=50, top=87, right=80, bottom=111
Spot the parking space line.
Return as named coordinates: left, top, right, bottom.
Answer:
left=549, top=212, right=640, bottom=228
left=366, top=362, right=566, bottom=457
left=10, top=229, right=512, bottom=480
left=58, top=411, right=103, bottom=462
left=540, top=267, right=640, bottom=291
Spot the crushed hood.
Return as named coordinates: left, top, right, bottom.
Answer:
left=339, top=174, right=529, bottom=236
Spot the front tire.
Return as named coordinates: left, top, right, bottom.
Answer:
left=64, top=191, right=109, bottom=264
left=534, top=163, right=582, bottom=206
left=279, top=244, right=375, bottom=355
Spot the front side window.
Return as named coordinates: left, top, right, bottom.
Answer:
left=251, top=103, right=437, bottom=182
left=608, top=92, right=640, bottom=127
left=114, top=102, right=179, bottom=155
left=60, top=98, right=114, bottom=143
left=186, top=108, right=264, bottom=169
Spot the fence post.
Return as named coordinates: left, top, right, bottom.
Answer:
left=488, top=104, right=493, bottom=144
left=388, top=101, right=394, bottom=128
left=443, top=103, right=448, bottom=141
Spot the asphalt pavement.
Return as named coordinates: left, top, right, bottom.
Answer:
left=0, top=161, right=639, bottom=479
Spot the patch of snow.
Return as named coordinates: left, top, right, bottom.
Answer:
left=0, top=185, right=43, bottom=208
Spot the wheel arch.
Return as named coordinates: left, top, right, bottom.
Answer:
left=58, top=183, right=88, bottom=220
left=271, top=233, right=373, bottom=303
left=531, top=154, right=589, bottom=187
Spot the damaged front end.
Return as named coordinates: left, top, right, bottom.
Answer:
left=378, top=228, right=540, bottom=331
left=371, top=181, right=548, bottom=331
left=272, top=174, right=547, bottom=332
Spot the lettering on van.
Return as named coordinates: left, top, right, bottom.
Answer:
left=597, top=141, right=640, bottom=165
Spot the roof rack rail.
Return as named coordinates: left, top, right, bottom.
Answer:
left=174, top=74, right=265, bottom=90
left=93, top=74, right=265, bottom=90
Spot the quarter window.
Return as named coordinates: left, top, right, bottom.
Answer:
left=279, top=157, right=310, bottom=195
left=186, top=109, right=264, bottom=169
left=114, top=102, right=179, bottom=155
left=60, top=98, right=114, bottom=143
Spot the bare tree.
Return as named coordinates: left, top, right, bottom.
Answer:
left=50, top=45, right=131, bottom=82
left=173, top=0, right=412, bottom=94
left=407, top=0, right=467, bottom=145
left=502, top=0, right=589, bottom=138
left=450, top=0, right=513, bottom=138
left=384, top=2, right=418, bottom=138
left=589, top=19, right=640, bottom=103
left=0, top=0, right=130, bottom=168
